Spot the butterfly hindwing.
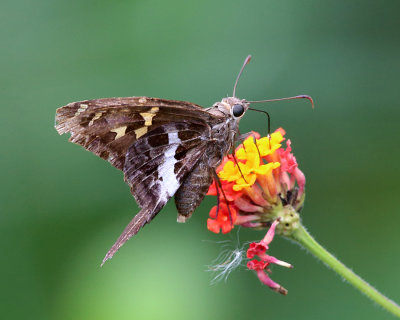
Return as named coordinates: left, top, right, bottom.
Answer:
left=101, top=122, right=209, bottom=264
left=123, top=122, right=210, bottom=208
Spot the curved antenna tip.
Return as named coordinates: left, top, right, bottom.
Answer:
left=244, top=55, right=252, bottom=64
left=300, top=95, right=315, bottom=109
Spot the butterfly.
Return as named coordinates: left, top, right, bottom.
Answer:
left=55, top=55, right=312, bottom=265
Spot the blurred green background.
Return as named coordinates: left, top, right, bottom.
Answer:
left=1, top=0, right=399, bottom=319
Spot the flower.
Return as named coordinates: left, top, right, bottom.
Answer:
left=207, top=128, right=305, bottom=235
left=246, top=220, right=292, bottom=295
left=218, top=132, right=282, bottom=192
left=207, top=201, right=237, bottom=234
left=206, top=128, right=305, bottom=293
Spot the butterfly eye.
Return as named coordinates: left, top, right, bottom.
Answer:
left=232, top=104, right=245, bottom=117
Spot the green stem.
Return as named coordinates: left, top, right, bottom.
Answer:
left=291, top=224, right=400, bottom=318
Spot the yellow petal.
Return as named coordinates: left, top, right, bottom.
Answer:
left=245, top=151, right=260, bottom=170
left=237, top=162, right=252, bottom=175
left=271, top=131, right=284, bottom=144
left=257, top=134, right=283, bottom=157
left=236, top=138, right=258, bottom=161
left=236, top=147, right=246, bottom=159
left=233, top=174, right=257, bottom=191
left=218, top=161, right=241, bottom=181
left=254, top=164, right=271, bottom=175
left=255, top=162, right=280, bottom=175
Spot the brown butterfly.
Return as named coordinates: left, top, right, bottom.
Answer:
left=55, top=55, right=312, bottom=265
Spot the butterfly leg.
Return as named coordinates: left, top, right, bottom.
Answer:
left=230, top=146, right=248, bottom=184
left=231, top=130, right=260, bottom=184
left=212, top=169, right=234, bottom=227
left=236, top=131, right=254, bottom=142
left=214, top=175, right=221, bottom=219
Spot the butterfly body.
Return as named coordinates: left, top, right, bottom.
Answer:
left=55, top=96, right=249, bottom=264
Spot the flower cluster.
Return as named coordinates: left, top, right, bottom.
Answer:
left=206, top=128, right=305, bottom=293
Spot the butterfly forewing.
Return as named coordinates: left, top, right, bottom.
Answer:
left=55, top=97, right=216, bottom=170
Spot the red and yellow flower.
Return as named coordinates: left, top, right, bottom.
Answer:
left=206, top=128, right=305, bottom=293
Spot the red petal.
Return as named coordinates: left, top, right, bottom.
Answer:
left=275, top=127, right=286, bottom=136
left=207, top=219, right=221, bottom=234
left=207, top=201, right=238, bottom=234
left=221, top=221, right=234, bottom=234
left=208, top=206, right=218, bottom=218
left=207, top=180, right=218, bottom=196
left=247, top=242, right=268, bottom=258
left=247, top=259, right=269, bottom=270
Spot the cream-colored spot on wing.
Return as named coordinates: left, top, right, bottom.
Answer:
left=89, top=112, right=103, bottom=126
left=132, top=107, right=159, bottom=139
left=134, top=127, right=148, bottom=139
left=110, top=126, right=127, bottom=139
left=138, top=97, right=147, bottom=104
left=140, top=107, right=159, bottom=126
left=74, top=104, right=89, bottom=116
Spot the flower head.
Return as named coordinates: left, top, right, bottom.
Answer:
left=206, top=128, right=305, bottom=293
left=207, top=128, right=305, bottom=235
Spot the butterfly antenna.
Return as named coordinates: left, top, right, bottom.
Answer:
left=233, top=55, right=252, bottom=97
left=248, top=95, right=315, bottom=109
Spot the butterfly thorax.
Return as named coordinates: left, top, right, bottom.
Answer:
left=205, top=96, right=249, bottom=168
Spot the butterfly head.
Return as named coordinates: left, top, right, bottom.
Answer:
left=214, top=96, right=250, bottom=120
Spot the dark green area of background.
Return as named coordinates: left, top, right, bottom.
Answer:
left=1, top=0, right=399, bottom=319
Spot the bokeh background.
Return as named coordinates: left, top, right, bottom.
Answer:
left=1, top=0, right=400, bottom=319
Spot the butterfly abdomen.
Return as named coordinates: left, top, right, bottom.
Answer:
left=175, top=158, right=213, bottom=223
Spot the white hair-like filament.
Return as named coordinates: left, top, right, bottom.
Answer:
left=205, top=230, right=249, bottom=285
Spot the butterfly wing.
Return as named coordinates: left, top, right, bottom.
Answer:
left=55, top=97, right=219, bottom=264
left=55, top=97, right=216, bottom=170
left=102, top=122, right=210, bottom=264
